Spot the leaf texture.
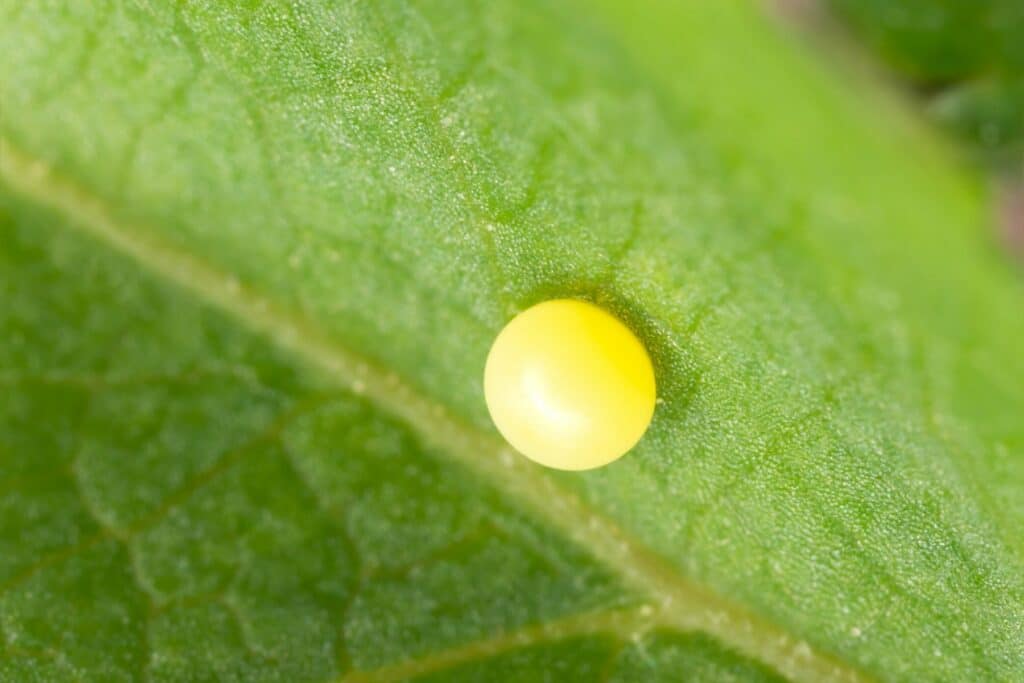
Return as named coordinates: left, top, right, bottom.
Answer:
left=1, top=1, right=1023, bottom=681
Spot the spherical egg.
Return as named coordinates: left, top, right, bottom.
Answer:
left=484, top=299, right=656, bottom=470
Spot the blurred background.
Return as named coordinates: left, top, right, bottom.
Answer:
left=782, top=0, right=1024, bottom=255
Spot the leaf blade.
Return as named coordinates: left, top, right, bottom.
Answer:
left=2, top=1, right=1023, bottom=681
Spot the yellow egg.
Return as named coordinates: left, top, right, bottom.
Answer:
left=484, top=299, right=656, bottom=471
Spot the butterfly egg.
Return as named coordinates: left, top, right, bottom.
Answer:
left=484, top=299, right=656, bottom=471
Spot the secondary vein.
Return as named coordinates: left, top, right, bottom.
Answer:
left=0, top=137, right=873, bottom=683
left=337, top=605, right=658, bottom=683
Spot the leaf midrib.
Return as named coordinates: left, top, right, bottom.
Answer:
left=0, top=137, right=873, bottom=683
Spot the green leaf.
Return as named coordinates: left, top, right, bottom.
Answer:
left=827, top=0, right=1024, bottom=83
left=2, top=1, right=1023, bottom=682
left=930, top=78, right=1024, bottom=169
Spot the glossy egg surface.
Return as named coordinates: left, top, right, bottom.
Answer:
left=484, top=299, right=656, bottom=470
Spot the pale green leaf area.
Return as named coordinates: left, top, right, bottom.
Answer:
left=1, top=0, right=1023, bottom=682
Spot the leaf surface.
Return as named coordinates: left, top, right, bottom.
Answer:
left=1, top=1, right=1023, bottom=682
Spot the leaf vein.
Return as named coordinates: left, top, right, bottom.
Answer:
left=337, top=605, right=657, bottom=683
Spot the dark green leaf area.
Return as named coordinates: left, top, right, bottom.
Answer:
left=0, top=200, right=631, bottom=683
